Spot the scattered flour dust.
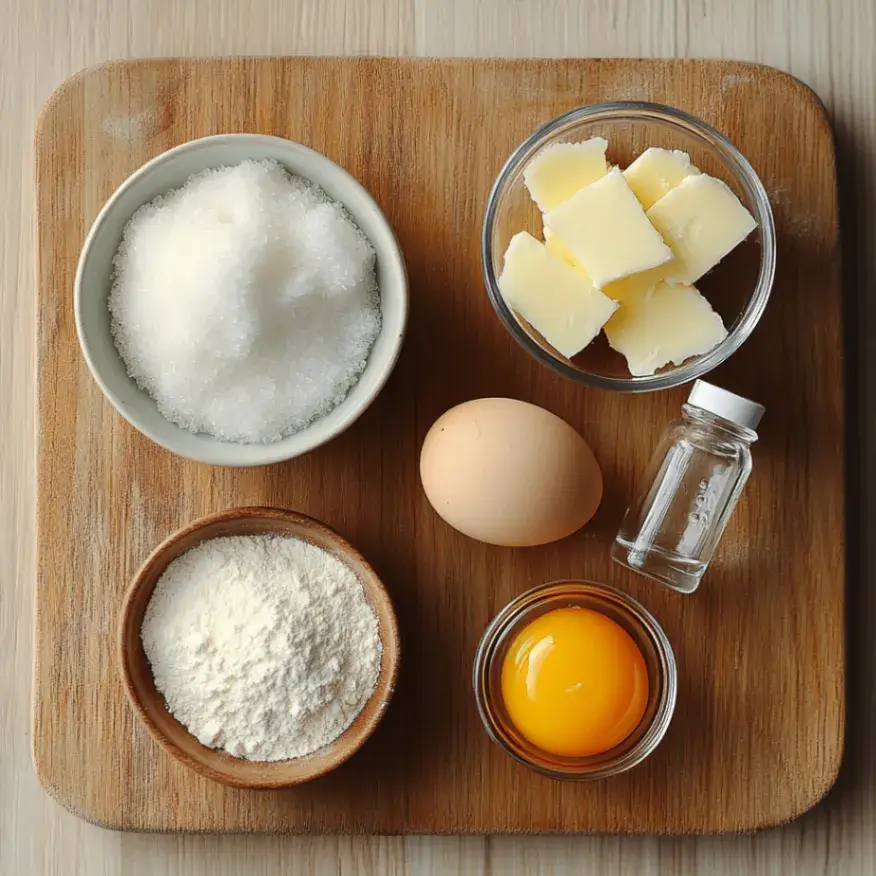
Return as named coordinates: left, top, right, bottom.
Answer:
left=109, top=159, right=381, bottom=444
left=141, top=534, right=382, bottom=762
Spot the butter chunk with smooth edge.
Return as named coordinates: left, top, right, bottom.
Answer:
left=498, top=231, right=618, bottom=358
left=605, top=280, right=727, bottom=376
left=523, top=138, right=609, bottom=212
left=624, top=147, right=701, bottom=210
left=545, top=227, right=677, bottom=298
left=544, top=168, right=673, bottom=288
left=646, top=174, right=757, bottom=284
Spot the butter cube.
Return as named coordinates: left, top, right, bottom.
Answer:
left=646, top=174, right=757, bottom=284
left=605, top=281, right=727, bottom=376
left=498, top=231, right=618, bottom=358
left=544, top=167, right=673, bottom=288
left=523, top=138, right=608, bottom=212
left=624, top=147, right=700, bottom=210
left=546, top=227, right=676, bottom=297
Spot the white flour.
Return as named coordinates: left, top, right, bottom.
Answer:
left=141, top=534, right=382, bottom=762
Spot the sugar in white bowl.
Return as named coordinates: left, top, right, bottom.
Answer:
left=108, top=159, right=382, bottom=444
left=75, top=135, right=408, bottom=468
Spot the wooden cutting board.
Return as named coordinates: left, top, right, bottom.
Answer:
left=34, top=58, right=844, bottom=834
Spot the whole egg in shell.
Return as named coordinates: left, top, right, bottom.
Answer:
left=419, top=398, right=603, bottom=547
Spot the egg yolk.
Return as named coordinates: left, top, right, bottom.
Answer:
left=500, top=607, right=649, bottom=757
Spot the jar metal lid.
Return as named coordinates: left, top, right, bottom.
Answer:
left=687, top=380, right=765, bottom=431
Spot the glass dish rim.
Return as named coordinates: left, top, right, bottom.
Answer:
left=472, top=579, right=678, bottom=781
left=481, top=100, right=777, bottom=393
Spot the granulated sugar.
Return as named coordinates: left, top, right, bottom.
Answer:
left=109, top=159, right=381, bottom=444
left=141, top=534, right=383, bottom=762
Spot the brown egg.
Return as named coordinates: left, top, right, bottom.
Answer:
left=419, top=398, right=603, bottom=547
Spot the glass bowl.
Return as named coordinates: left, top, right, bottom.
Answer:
left=482, top=102, right=776, bottom=392
left=473, top=581, right=676, bottom=780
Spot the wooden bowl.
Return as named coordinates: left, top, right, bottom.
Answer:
left=118, top=506, right=400, bottom=788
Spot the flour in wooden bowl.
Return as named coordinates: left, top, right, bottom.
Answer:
left=140, top=533, right=382, bottom=761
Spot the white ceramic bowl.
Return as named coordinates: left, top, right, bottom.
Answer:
left=75, top=134, right=408, bottom=467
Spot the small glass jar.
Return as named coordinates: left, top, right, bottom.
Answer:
left=612, top=381, right=764, bottom=594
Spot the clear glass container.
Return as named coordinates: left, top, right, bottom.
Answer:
left=612, top=381, right=764, bottom=593
left=473, top=581, right=676, bottom=780
left=482, top=101, right=776, bottom=392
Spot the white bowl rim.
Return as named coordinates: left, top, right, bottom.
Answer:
left=74, top=133, right=408, bottom=466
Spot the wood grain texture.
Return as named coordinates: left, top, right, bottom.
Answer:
left=33, top=57, right=843, bottom=835
left=4, top=0, right=876, bottom=873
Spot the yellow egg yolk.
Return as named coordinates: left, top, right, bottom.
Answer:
left=500, top=607, right=649, bottom=757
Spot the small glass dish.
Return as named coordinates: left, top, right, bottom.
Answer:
left=473, top=581, right=676, bottom=780
left=482, top=102, right=776, bottom=392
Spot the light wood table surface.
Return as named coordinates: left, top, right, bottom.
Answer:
left=2, top=1, right=873, bottom=873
